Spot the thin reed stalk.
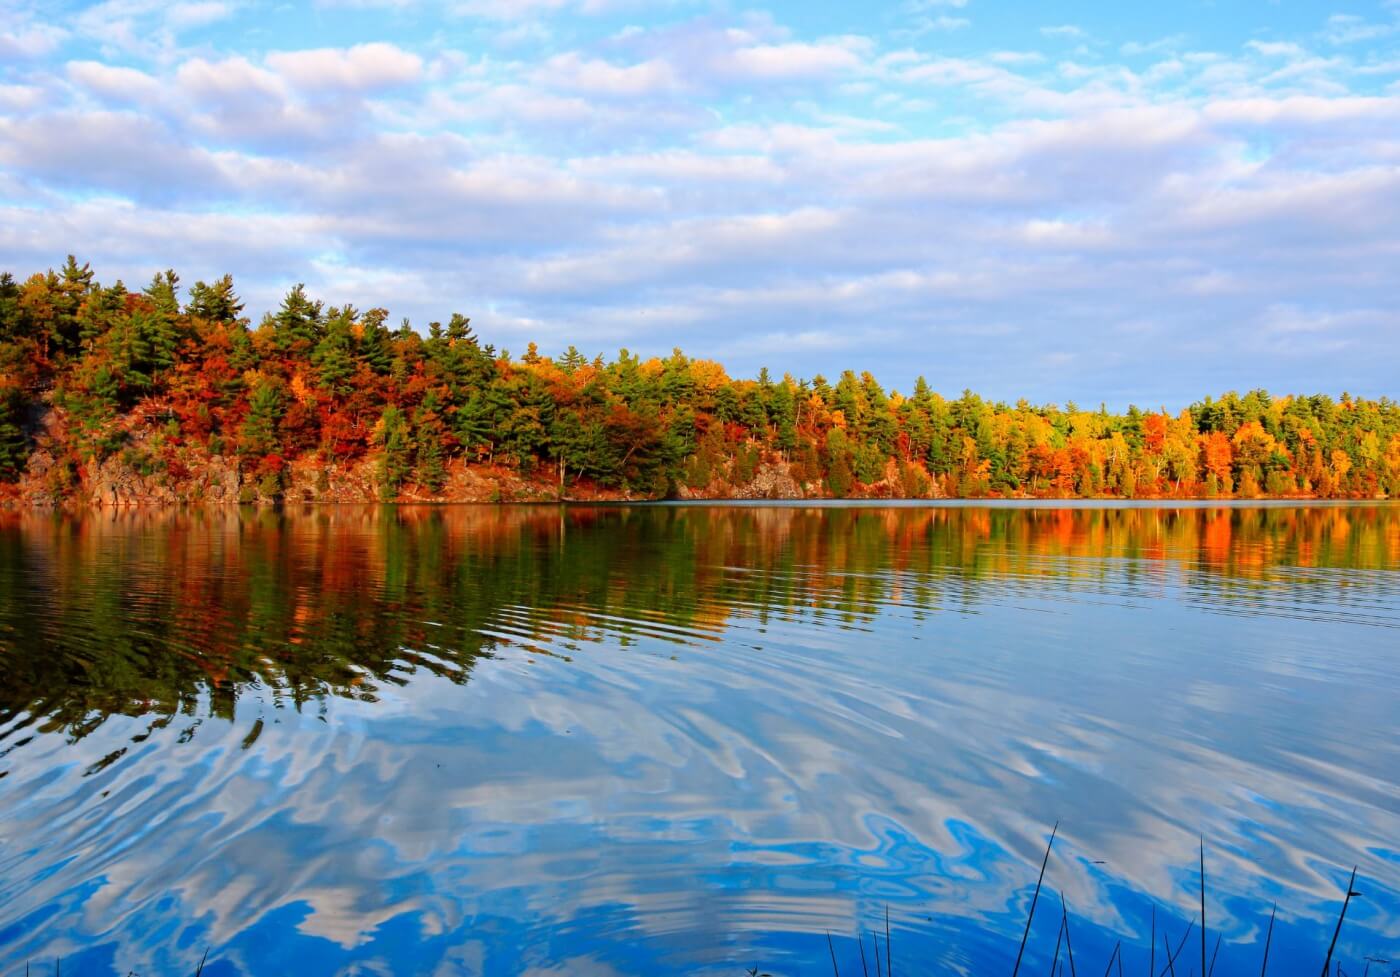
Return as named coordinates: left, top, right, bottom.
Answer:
left=1150, top=905, right=1156, bottom=977
left=1201, top=840, right=1208, bottom=977
left=886, top=904, right=892, bottom=977
left=1012, top=821, right=1060, bottom=977
left=1102, top=941, right=1122, bottom=977
left=1261, top=903, right=1277, bottom=977
left=1161, top=922, right=1194, bottom=977
left=1320, top=866, right=1360, bottom=977
left=1061, top=893, right=1078, bottom=977
left=1050, top=915, right=1066, bottom=977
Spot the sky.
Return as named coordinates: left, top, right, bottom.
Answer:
left=1, top=0, right=1399, bottom=407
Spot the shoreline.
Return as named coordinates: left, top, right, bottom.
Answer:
left=5, top=495, right=1397, bottom=511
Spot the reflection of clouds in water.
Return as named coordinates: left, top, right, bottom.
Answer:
left=0, top=505, right=1398, bottom=974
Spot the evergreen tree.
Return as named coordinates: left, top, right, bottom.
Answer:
left=272, top=284, right=323, bottom=350
left=240, top=380, right=283, bottom=459
left=313, top=314, right=356, bottom=396
left=0, top=386, right=29, bottom=479
left=0, top=273, right=20, bottom=344
left=414, top=391, right=448, bottom=493
left=770, top=381, right=797, bottom=453
left=78, top=281, right=125, bottom=350
left=186, top=275, right=243, bottom=324
left=376, top=404, right=411, bottom=500
left=143, top=270, right=180, bottom=315
left=138, top=273, right=183, bottom=372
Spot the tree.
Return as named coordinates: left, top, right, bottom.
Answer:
left=271, top=284, right=323, bottom=351
left=186, top=275, right=243, bottom=324
left=240, top=380, right=283, bottom=459
left=313, top=314, right=356, bottom=396
left=375, top=404, right=411, bottom=500
left=769, top=381, right=797, bottom=453
left=3, top=259, right=1398, bottom=504
left=414, top=391, right=448, bottom=493
left=78, top=282, right=125, bottom=349
left=0, top=273, right=21, bottom=344
left=0, top=385, right=29, bottom=479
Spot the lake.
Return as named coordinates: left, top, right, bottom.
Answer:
left=0, top=504, right=1397, bottom=977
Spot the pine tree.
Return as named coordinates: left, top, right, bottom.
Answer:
left=272, top=284, right=324, bottom=350
left=358, top=316, right=393, bottom=374
left=143, top=270, right=180, bottom=316
left=559, top=345, right=586, bottom=374
left=229, top=327, right=257, bottom=371
left=376, top=405, right=411, bottom=500
left=0, top=273, right=23, bottom=344
left=769, top=381, right=797, bottom=453
left=240, top=380, right=282, bottom=459
left=313, top=315, right=356, bottom=395
left=186, top=275, right=243, bottom=324
left=0, top=386, right=30, bottom=479
left=139, top=273, right=183, bottom=372
left=111, top=308, right=154, bottom=392
left=414, top=391, right=448, bottom=493
left=78, top=281, right=125, bottom=350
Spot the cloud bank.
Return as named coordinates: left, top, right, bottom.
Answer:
left=1, top=0, right=1399, bottom=404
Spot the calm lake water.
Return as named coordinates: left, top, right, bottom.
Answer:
left=0, top=504, right=1397, bottom=977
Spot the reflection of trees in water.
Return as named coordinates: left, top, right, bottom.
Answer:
left=0, top=505, right=1396, bottom=743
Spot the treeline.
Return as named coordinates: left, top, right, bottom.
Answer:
left=2, top=258, right=1399, bottom=502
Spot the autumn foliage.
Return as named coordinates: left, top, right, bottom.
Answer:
left=2, top=258, right=1399, bottom=502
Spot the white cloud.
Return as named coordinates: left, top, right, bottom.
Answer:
left=67, top=60, right=164, bottom=104
left=534, top=52, right=682, bottom=96
left=1120, top=35, right=1187, bottom=56
left=265, top=43, right=424, bottom=91
left=70, top=0, right=242, bottom=56
left=442, top=0, right=636, bottom=19
left=175, top=55, right=284, bottom=103
left=723, top=40, right=869, bottom=81
left=1246, top=40, right=1307, bottom=58
left=0, top=84, right=46, bottom=113
left=0, top=21, right=69, bottom=59
left=569, top=150, right=782, bottom=184
left=1203, top=94, right=1400, bottom=126
left=1323, top=13, right=1396, bottom=45
left=987, top=51, right=1045, bottom=66
left=4, top=7, right=1400, bottom=399
left=911, top=16, right=971, bottom=33
left=165, top=1, right=235, bottom=30
left=0, top=111, right=229, bottom=201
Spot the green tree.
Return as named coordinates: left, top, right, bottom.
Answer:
left=186, top=275, right=243, bottom=324
left=414, top=391, right=449, bottom=493
left=313, top=313, right=356, bottom=396
left=240, top=380, right=283, bottom=459
left=376, top=404, right=411, bottom=500
left=272, top=284, right=323, bottom=351
left=0, top=386, right=30, bottom=479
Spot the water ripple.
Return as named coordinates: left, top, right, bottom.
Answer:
left=0, top=504, right=1397, bottom=975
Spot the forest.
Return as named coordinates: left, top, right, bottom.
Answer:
left=2, top=257, right=1399, bottom=504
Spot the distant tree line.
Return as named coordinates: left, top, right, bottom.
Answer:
left=2, top=258, right=1398, bottom=501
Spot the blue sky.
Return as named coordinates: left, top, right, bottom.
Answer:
left=2, top=0, right=1399, bottom=406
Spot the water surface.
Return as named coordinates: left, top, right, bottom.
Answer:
left=1, top=504, right=1398, bottom=976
